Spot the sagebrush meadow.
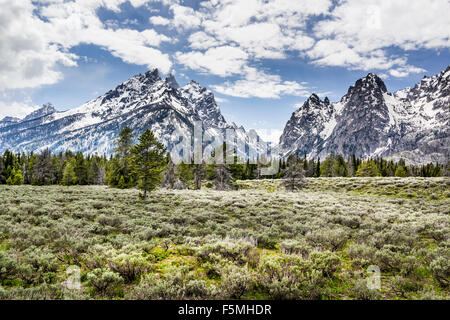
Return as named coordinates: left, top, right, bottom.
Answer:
left=0, top=177, right=448, bottom=300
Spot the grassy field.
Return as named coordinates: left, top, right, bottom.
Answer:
left=0, top=177, right=449, bottom=300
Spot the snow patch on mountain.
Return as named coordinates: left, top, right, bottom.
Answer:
left=0, top=69, right=267, bottom=160
left=280, top=66, right=450, bottom=164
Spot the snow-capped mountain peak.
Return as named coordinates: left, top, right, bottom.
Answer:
left=280, top=66, right=449, bottom=164
left=0, top=70, right=266, bottom=159
left=23, top=103, right=56, bottom=121
left=165, top=74, right=179, bottom=89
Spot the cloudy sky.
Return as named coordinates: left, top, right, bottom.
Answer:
left=1, top=0, right=449, bottom=143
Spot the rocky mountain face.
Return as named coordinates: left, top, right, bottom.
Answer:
left=0, top=69, right=266, bottom=159
left=279, top=66, right=450, bottom=164
left=0, top=116, right=21, bottom=129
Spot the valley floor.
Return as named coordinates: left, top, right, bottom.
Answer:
left=0, top=177, right=449, bottom=300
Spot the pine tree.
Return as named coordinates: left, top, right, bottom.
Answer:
left=350, top=154, right=358, bottom=176
left=320, top=154, right=336, bottom=177
left=107, top=126, right=135, bottom=188
left=118, top=175, right=127, bottom=189
left=315, top=157, right=321, bottom=177
left=62, top=159, right=77, bottom=186
left=0, top=156, right=5, bottom=184
left=394, top=166, right=408, bottom=177
left=74, top=152, right=88, bottom=185
left=53, top=152, right=65, bottom=184
left=25, top=154, right=37, bottom=184
left=177, top=160, right=194, bottom=186
left=281, top=155, right=306, bottom=192
left=116, top=126, right=134, bottom=182
left=229, top=156, right=245, bottom=180
left=244, top=159, right=257, bottom=180
left=334, top=155, right=348, bottom=177
left=12, top=169, right=23, bottom=185
left=2, top=150, right=14, bottom=177
left=355, top=161, right=381, bottom=177
left=130, top=129, right=167, bottom=200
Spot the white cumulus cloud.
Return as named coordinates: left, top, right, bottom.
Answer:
left=212, top=67, right=310, bottom=99
left=175, top=46, right=249, bottom=77
left=0, top=0, right=174, bottom=91
left=0, top=101, right=40, bottom=120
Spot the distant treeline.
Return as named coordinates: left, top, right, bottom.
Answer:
left=0, top=129, right=449, bottom=188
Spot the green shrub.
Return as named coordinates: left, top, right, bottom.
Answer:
left=108, top=252, right=152, bottom=283
left=97, top=214, right=122, bottom=228
left=392, top=276, right=422, bottom=298
left=353, top=280, right=380, bottom=300
left=310, top=251, right=340, bottom=278
left=279, top=239, right=311, bottom=257
left=0, top=251, right=17, bottom=282
left=307, top=229, right=348, bottom=251
left=198, top=239, right=256, bottom=265
left=374, top=248, right=403, bottom=272
left=128, top=273, right=185, bottom=300
left=128, top=269, right=218, bottom=300
left=257, top=255, right=324, bottom=300
left=220, top=265, right=255, bottom=299
left=86, top=268, right=123, bottom=297
left=429, top=256, right=449, bottom=287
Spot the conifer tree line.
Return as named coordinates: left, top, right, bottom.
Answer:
left=1, top=127, right=449, bottom=190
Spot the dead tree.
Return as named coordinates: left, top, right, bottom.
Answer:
left=213, top=164, right=233, bottom=190
left=193, top=162, right=206, bottom=190
left=162, top=156, right=176, bottom=189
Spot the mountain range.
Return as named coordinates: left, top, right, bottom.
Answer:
left=0, top=66, right=449, bottom=164
left=279, top=66, right=449, bottom=164
left=0, top=69, right=265, bottom=160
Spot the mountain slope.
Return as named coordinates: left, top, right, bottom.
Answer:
left=280, top=66, right=450, bottom=164
left=0, top=70, right=265, bottom=158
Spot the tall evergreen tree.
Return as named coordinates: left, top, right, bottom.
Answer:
left=395, top=166, right=408, bottom=177
left=305, top=159, right=315, bottom=177
left=74, top=152, right=88, bottom=185
left=334, top=154, right=348, bottom=177
left=108, top=126, right=135, bottom=188
left=0, top=156, right=5, bottom=184
left=320, top=154, right=336, bottom=177
left=12, top=169, right=23, bottom=185
left=229, top=156, right=246, bottom=180
left=177, top=160, right=194, bottom=186
left=315, top=157, right=321, bottom=177
left=355, top=161, right=381, bottom=177
left=62, top=158, right=77, bottom=186
left=130, top=129, right=167, bottom=200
